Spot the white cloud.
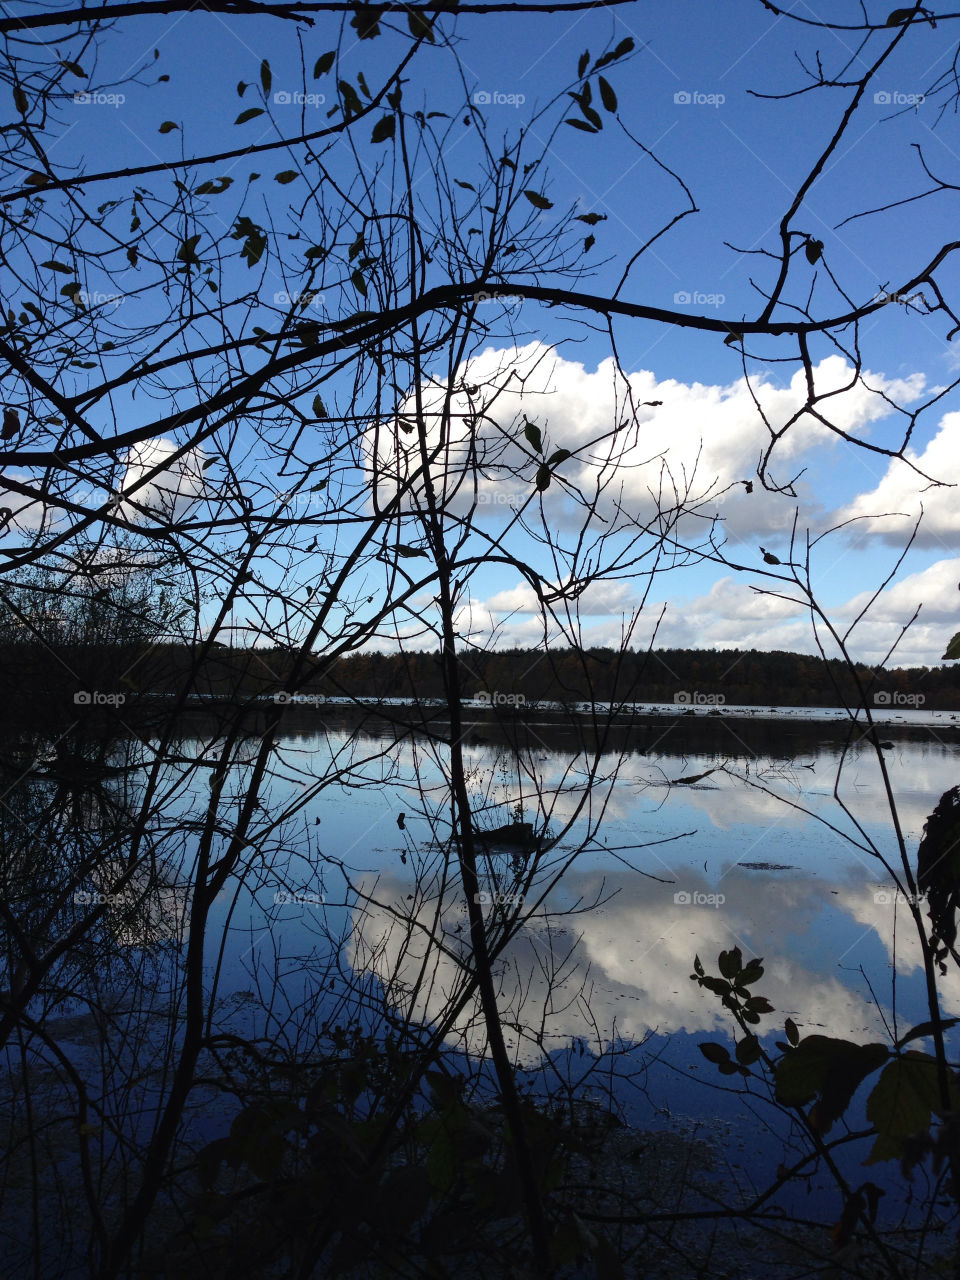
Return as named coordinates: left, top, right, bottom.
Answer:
left=118, top=437, right=205, bottom=523
left=836, top=412, right=960, bottom=548
left=368, top=343, right=926, bottom=546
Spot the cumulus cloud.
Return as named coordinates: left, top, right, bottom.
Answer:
left=835, top=412, right=960, bottom=548
left=367, top=343, right=925, bottom=545
left=117, top=437, right=206, bottom=523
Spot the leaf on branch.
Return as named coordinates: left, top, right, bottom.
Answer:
left=546, top=448, right=571, bottom=466
left=371, top=115, right=395, bottom=143
left=41, top=260, right=73, bottom=273
left=127, top=246, right=138, bottom=267
left=312, top=395, right=327, bottom=418
left=805, top=238, right=823, bottom=265
left=865, top=1053, right=951, bottom=1163
left=232, top=216, right=267, bottom=268
left=396, top=544, right=428, bottom=558
left=699, top=1042, right=731, bottom=1065
left=237, top=80, right=248, bottom=96
left=2, top=408, right=20, bottom=440
left=235, top=107, right=265, bottom=124
left=454, top=178, right=476, bottom=191
left=592, top=37, right=634, bottom=73
left=260, top=59, right=272, bottom=94
left=576, top=212, right=606, bottom=225
left=583, top=234, right=595, bottom=252
left=60, top=60, right=86, bottom=78
left=313, top=51, right=336, bottom=78
left=13, top=85, right=27, bottom=114
left=274, top=170, right=299, bottom=184
left=775, top=1035, right=889, bottom=1134
left=577, top=49, right=590, bottom=78
left=784, top=1017, right=799, bottom=1046
left=535, top=464, right=552, bottom=492
left=886, top=7, right=915, bottom=24
left=304, top=244, right=326, bottom=260
left=598, top=76, right=617, bottom=112
left=350, top=4, right=384, bottom=39
left=177, top=234, right=202, bottom=265
left=25, top=172, right=51, bottom=187
left=407, top=8, right=435, bottom=40
left=60, top=281, right=83, bottom=302
left=917, top=786, right=960, bottom=969
left=351, top=268, right=367, bottom=297
left=158, top=121, right=178, bottom=133
left=523, top=190, right=553, bottom=210
left=523, top=419, right=543, bottom=453
left=194, top=176, right=233, bottom=195
left=942, top=632, right=960, bottom=660
left=565, top=118, right=600, bottom=134
left=339, top=80, right=363, bottom=119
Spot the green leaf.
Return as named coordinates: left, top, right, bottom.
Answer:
left=776, top=1036, right=889, bottom=1134
left=158, top=120, right=178, bottom=133
left=565, top=118, right=601, bottom=134
left=699, top=1042, right=731, bottom=1064
left=865, top=1053, right=946, bottom=1163
left=313, top=51, right=336, bottom=78
left=592, top=37, right=634, bottom=73
left=177, top=234, right=202, bottom=265
left=274, top=170, right=299, bottom=184
left=351, top=268, right=367, bottom=297
left=350, top=4, right=383, bottom=39
left=312, top=395, right=327, bottom=418
left=598, top=76, right=617, bottom=112
left=523, top=419, right=543, bottom=453
left=396, top=543, right=428, bottom=558
left=577, top=49, right=590, bottom=78
left=942, top=632, right=960, bottom=660
left=407, top=8, right=435, bottom=40
left=736, top=1034, right=761, bottom=1066
left=805, top=238, right=823, bottom=265
left=41, top=260, right=73, bottom=273
left=523, top=190, right=553, bottom=211
left=535, top=464, right=552, bottom=492
left=371, top=115, right=395, bottom=143
left=896, top=1018, right=960, bottom=1051
left=260, top=59, right=271, bottom=94
left=235, top=107, right=264, bottom=124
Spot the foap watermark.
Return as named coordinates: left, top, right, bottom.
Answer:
left=79, top=290, right=124, bottom=309
left=74, top=690, right=126, bottom=707
left=273, top=289, right=325, bottom=312
left=274, top=692, right=326, bottom=706
left=674, top=90, right=725, bottom=108
left=475, top=891, right=524, bottom=906
left=874, top=90, right=924, bottom=107
left=473, top=291, right=524, bottom=307
left=872, top=288, right=926, bottom=307
left=476, top=690, right=525, bottom=707
left=874, top=691, right=925, bottom=707
left=74, top=91, right=125, bottom=107
left=874, top=890, right=927, bottom=907
left=674, top=690, right=726, bottom=706
left=476, top=488, right=526, bottom=506
left=674, top=290, right=725, bottom=308
left=273, top=90, right=326, bottom=107
left=674, top=890, right=725, bottom=908
left=74, top=889, right=133, bottom=906
left=274, top=889, right=325, bottom=905
left=472, top=90, right=526, bottom=107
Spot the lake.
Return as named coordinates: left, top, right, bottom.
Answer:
left=3, top=703, right=959, bottom=1272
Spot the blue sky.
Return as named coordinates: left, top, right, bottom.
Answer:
left=9, top=1, right=960, bottom=666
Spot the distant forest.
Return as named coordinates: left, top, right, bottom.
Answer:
left=5, top=642, right=958, bottom=711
